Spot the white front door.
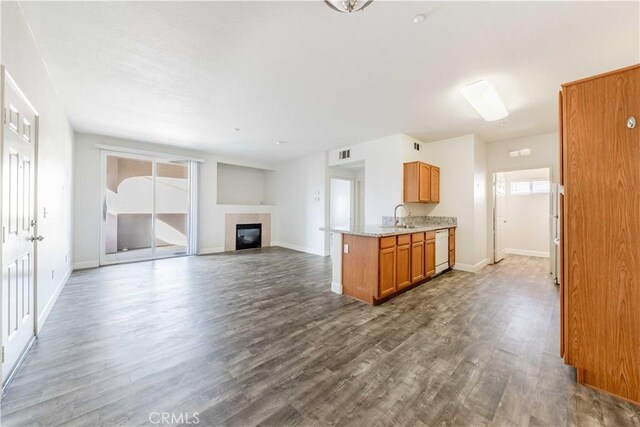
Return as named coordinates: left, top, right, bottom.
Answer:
left=494, top=172, right=507, bottom=263
left=1, top=70, right=38, bottom=383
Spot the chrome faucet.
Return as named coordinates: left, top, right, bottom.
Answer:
left=393, top=204, right=408, bottom=227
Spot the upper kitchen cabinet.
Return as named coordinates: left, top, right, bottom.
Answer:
left=403, top=161, right=440, bottom=203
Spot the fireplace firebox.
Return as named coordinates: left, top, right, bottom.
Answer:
left=236, top=223, right=262, bottom=250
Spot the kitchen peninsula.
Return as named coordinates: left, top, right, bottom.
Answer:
left=322, top=217, right=456, bottom=305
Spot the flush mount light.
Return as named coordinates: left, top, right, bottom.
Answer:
left=324, top=0, right=373, bottom=13
left=461, top=79, right=509, bottom=122
left=413, top=13, right=426, bottom=23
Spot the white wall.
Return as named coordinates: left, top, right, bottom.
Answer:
left=2, top=2, right=75, bottom=331
left=73, top=133, right=277, bottom=267
left=488, top=132, right=558, bottom=180
left=328, top=135, right=403, bottom=224
left=487, top=132, right=558, bottom=262
left=400, top=134, right=488, bottom=270
left=503, top=168, right=550, bottom=257
left=217, top=163, right=273, bottom=205
left=271, top=151, right=328, bottom=256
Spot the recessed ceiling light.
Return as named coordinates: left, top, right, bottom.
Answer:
left=461, top=79, right=509, bottom=122
left=413, top=13, right=426, bottom=24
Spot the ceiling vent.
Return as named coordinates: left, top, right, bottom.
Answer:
left=338, top=149, right=351, bottom=160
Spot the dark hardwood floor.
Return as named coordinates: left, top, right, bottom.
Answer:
left=2, top=248, right=639, bottom=426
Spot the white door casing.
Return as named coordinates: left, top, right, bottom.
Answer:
left=1, top=69, right=38, bottom=383
left=494, top=172, right=507, bottom=263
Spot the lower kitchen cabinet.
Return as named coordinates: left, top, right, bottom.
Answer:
left=342, top=228, right=456, bottom=305
left=425, top=236, right=436, bottom=277
left=448, top=228, right=456, bottom=267
left=411, top=233, right=425, bottom=283
left=396, top=235, right=412, bottom=289
left=378, top=246, right=396, bottom=298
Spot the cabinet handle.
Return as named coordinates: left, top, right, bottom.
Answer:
left=628, top=116, right=636, bottom=129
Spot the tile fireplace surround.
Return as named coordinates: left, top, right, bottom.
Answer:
left=224, top=213, right=271, bottom=251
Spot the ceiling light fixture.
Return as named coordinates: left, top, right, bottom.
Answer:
left=413, top=13, right=426, bottom=24
left=324, top=0, right=373, bottom=13
left=460, top=79, right=509, bottom=122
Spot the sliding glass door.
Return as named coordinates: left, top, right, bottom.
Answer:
left=100, top=151, right=193, bottom=265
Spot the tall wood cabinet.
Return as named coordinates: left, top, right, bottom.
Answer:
left=560, top=64, right=639, bottom=404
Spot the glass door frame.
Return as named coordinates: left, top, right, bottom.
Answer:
left=99, top=150, right=194, bottom=266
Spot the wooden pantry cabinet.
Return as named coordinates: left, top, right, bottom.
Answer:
left=403, top=162, right=440, bottom=203
left=342, top=228, right=455, bottom=305
left=560, top=64, right=639, bottom=404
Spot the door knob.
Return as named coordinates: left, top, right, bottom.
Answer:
left=628, top=116, right=636, bottom=129
left=28, top=235, right=44, bottom=242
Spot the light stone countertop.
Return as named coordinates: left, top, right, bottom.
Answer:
left=320, top=224, right=456, bottom=237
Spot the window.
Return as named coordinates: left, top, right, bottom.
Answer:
left=510, top=179, right=550, bottom=195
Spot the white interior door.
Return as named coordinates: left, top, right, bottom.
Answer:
left=494, top=172, right=507, bottom=262
left=2, top=71, right=38, bottom=383
left=330, top=178, right=352, bottom=228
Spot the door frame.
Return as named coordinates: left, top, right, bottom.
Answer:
left=492, top=172, right=506, bottom=264
left=490, top=165, right=554, bottom=269
left=0, top=67, right=40, bottom=390
left=99, top=150, right=195, bottom=266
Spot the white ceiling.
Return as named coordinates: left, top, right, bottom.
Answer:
left=18, top=1, right=640, bottom=163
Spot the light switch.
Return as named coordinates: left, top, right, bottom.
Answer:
left=343, top=244, right=349, bottom=254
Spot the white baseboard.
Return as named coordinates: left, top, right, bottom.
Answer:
left=453, top=258, right=490, bottom=273
left=37, top=268, right=71, bottom=334
left=505, top=248, right=550, bottom=258
left=272, top=241, right=329, bottom=257
left=198, top=246, right=225, bottom=255
left=73, top=260, right=99, bottom=270
left=331, top=281, right=343, bottom=294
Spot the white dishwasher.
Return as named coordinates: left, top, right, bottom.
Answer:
left=435, top=230, right=449, bottom=274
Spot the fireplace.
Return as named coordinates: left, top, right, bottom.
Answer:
left=236, top=223, right=262, bottom=250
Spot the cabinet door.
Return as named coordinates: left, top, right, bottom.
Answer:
left=411, top=241, right=425, bottom=283
left=396, top=244, right=411, bottom=289
left=430, top=166, right=440, bottom=203
left=563, top=65, right=640, bottom=403
left=403, top=162, right=420, bottom=203
left=425, top=239, right=435, bottom=277
left=418, top=163, right=431, bottom=202
left=379, top=247, right=396, bottom=298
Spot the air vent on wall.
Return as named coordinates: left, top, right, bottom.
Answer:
left=338, top=149, right=351, bottom=160
left=413, top=142, right=421, bottom=151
